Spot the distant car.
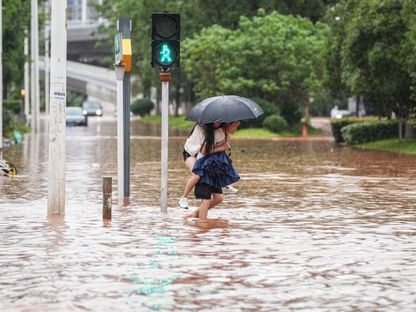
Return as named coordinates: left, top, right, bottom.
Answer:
left=66, top=107, right=88, bottom=126
left=82, top=101, right=103, bottom=116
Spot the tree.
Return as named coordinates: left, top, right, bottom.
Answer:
left=96, top=0, right=335, bottom=107
left=324, top=0, right=416, bottom=120
left=182, top=12, right=328, bottom=125
left=402, top=0, right=416, bottom=103
left=3, top=0, right=31, bottom=98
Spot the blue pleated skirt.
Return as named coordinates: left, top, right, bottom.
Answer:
left=192, top=152, right=240, bottom=189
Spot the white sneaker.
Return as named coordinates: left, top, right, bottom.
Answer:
left=178, top=196, right=189, bottom=209
left=223, top=185, right=239, bottom=194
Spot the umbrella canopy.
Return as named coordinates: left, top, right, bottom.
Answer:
left=186, top=95, right=264, bottom=123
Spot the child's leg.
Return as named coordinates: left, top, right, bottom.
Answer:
left=185, top=193, right=223, bottom=219
left=181, top=156, right=198, bottom=199
left=210, top=193, right=224, bottom=208
left=197, top=199, right=211, bottom=220
left=182, top=174, right=200, bottom=198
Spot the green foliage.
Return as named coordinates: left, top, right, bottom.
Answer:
left=358, top=139, right=416, bottom=155
left=67, top=91, right=87, bottom=107
left=3, top=100, right=22, bottom=114
left=232, top=127, right=277, bottom=138
left=240, top=97, right=278, bottom=128
left=341, top=120, right=399, bottom=145
left=97, top=1, right=336, bottom=107
left=183, top=12, right=329, bottom=125
left=330, top=117, right=378, bottom=143
left=402, top=0, right=416, bottom=102
left=2, top=0, right=31, bottom=97
left=2, top=109, right=14, bottom=135
left=331, top=119, right=359, bottom=143
left=324, top=0, right=416, bottom=119
left=131, top=98, right=154, bottom=117
left=262, top=114, right=288, bottom=133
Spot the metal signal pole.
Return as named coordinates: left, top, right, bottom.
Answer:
left=117, top=16, right=132, bottom=204
left=160, top=72, right=170, bottom=213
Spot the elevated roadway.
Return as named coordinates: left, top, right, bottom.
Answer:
left=40, top=58, right=118, bottom=113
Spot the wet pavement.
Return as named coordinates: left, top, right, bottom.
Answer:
left=0, top=117, right=415, bottom=311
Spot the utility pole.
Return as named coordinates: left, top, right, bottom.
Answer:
left=31, top=0, right=40, bottom=132
left=0, top=0, right=3, bottom=156
left=44, top=0, right=50, bottom=114
left=48, top=0, right=67, bottom=216
left=24, top=31, right=30, bottom=122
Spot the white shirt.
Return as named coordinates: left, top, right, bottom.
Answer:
left=184, top=125, right=226, bottom=157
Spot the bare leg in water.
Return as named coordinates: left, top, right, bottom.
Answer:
left=184, top=193, right=224, bottom=220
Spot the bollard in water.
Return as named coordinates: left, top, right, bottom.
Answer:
left=103, top=177, right=112, bottom=220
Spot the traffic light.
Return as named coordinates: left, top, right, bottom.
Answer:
left=151, top=13, right=180, bottom=70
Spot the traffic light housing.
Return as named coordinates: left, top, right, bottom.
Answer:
left=151, top=13, right=180, bottom=70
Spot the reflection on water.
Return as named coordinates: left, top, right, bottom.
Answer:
left=0, top=117, right=415, bottom=311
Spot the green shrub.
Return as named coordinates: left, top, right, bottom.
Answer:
left=341, top=120, right=399, bottom=145
left=2, top=108, right=14, bottom=134
left=262, top=114, right=288, bottom=133
left=330, top=117, right=379, bottom=143
left=240, top=98, right=279, bottom=128
left=331, top=119, right=359, bottom=143
left=131, top=98, right=154, bottom=117
left=3, top=99, right=21, bottom=114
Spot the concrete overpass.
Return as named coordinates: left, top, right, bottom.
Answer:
left=39, top=58, right=143, bottom=114
left=67, top=21, right=112, bottom=65
left=40, top=58, right=116, bottom=113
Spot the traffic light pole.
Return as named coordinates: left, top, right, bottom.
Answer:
left=151, top=12, right=180, bottom=212
left=115, top=64, right=125, bottom=204
left=160, top=72, right=171, bottom=213
left=117, top=16, right=132, bottom=204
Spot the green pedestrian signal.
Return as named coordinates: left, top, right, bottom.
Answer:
left=151, top=13, right=180, bottom=70
left=160, top=44, right=172, bottom=63
left=154, top=42, right=177, bottom=66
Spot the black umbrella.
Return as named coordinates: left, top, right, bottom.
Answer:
left=186, top=95, right=264, bottom=123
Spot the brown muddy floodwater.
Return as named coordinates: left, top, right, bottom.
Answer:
left=1, top=117, right=416, bottom=311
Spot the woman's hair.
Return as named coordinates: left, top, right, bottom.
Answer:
left=203, top=122, right=227, bottom=154
left=203, top=123, right=216, bottom=154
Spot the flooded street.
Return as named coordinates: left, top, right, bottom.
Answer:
left=1, top=117, right=416, bottom=311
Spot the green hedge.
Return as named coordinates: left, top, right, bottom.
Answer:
left=262, top=114, right=288, bottom=132
left=131, top=98, right=154, bottom=117
left=331, top=117, right=380, bottom=143
left=341, top=120, right=399, bottom=145
left=331, top=119, right=359, bottom=143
